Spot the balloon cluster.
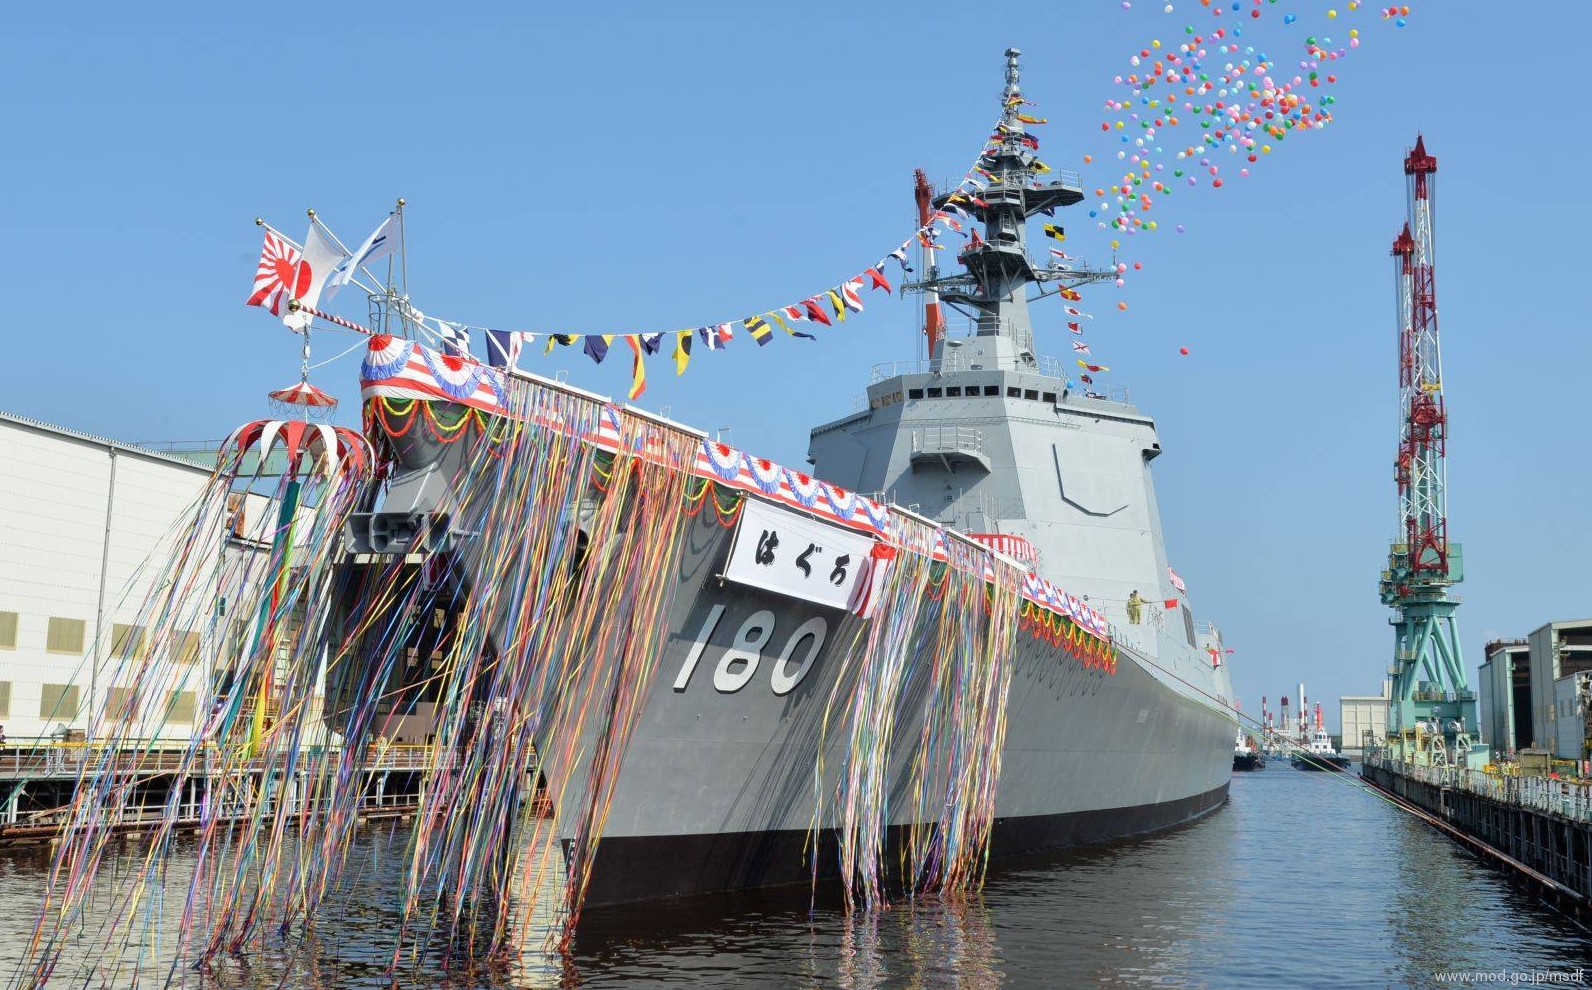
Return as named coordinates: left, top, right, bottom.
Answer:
left=1082, top=1, right=1415, bottom=357
left=1094, top=0, right=1414, bottom=241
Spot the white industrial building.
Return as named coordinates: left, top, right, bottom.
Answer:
left=1527, top=619, right=1592, bottom=755
left=1339, top=682, right=1391, bottom=756
left=1477, top=639, right=1530, bottom=757
left=1554, top=671, right=1592, bottom=764
left=0, top=412, right=226, bottom=745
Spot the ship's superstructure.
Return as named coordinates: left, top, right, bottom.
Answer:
left=812, top=49, right=1197, bottom=670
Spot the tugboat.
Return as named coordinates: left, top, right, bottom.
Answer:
left=1291, top=730, right=1352, bottom=771
left=1232, top=731, right=1264, bottom=771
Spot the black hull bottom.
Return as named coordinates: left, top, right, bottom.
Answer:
left=578, top=782, right=1231, bottom=910
left=1291, top=756, right=1351, bottom=772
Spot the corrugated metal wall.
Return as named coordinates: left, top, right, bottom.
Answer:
left=0, top=415, right=212, bottom=743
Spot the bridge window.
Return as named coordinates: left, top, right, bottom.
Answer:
left=1042, top=392, right=1057, bottom=403
left=927, top=387, right=943, bottom=398
left=908, top=388, right=924, bottom=400
left=1024, top=389, right=1039, bottom=401
left=984, top=385, right=1000, bottom=397
left=946, top=386, right=962, bottom=397
left=1006, top=387, right=1021, bottom=398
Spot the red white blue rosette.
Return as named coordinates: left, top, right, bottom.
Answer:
left=860, top=498, right=890, bottom=533
left=748, top=456, right=783, bottom=495
left=419, top=347, right=495, bottom=403
left=361, top=335, right=413, bottom=381
left=703, top=440, right=743, bottom=482
left=784, top=469, right=822, bottom=509
left=822, top=483, right=857, bottom=520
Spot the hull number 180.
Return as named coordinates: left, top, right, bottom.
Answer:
left=672, top=604, right=828, bottom=696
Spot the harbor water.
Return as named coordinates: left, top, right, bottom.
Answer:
left=1, top=766, right=1587, bottom=989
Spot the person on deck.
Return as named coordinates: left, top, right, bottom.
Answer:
left=1126, top=590, right=1145, bottom=625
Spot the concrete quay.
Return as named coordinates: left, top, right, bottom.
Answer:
left=1363, top=754, right=1592, bottom=919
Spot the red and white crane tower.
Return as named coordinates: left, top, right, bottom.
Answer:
left=1379, top=136, right=1481, bottom=765
left=1392, top=136, right=1448, bottom=578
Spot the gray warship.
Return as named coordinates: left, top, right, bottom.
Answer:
left=342, top=50, right=1236, bottom=909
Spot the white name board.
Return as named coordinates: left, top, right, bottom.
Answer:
left=725, top=499, right=873, bottom=611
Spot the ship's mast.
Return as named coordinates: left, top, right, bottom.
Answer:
left=914, top=169, right=947, bottom=362
left=904, top=49, right=1113, bottom=374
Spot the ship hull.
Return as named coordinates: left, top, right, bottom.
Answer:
left=579, top=782, right=1230, bottom=908
left=526, top=509, right=1234, bottom=908
left=355, top=401, right=1236, bottom=910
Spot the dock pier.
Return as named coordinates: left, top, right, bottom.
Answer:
left=0, top=743, right=434, bottom=844
left=1363, top=755, right=1592, bottom=918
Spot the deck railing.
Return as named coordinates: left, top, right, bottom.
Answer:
left=1365, top=754, right=1592, bottom=825
left=0, top=742, right=449, bottom=780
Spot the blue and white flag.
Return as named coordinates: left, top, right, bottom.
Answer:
left=485, top=329, right=531, bottom=370
left=436, top=319, right=471, bottom=358
left=326, top=213, right=401, bottom=295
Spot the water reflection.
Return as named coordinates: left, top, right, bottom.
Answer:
left=0, top=771, right=1589, bottom=988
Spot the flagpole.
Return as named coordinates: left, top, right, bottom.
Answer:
left=254, top=218, right=302, bottom=251
left=288, top=300, right=373, bottom=336
left=396, top=198, right=410, bottom=336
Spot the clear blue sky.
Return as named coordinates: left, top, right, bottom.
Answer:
left=4, top=1, right=1587, bottom=729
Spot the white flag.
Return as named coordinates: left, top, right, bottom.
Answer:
left=284, top=221, right=349, bottom=330
left=327, top=213, right=401, bottom=292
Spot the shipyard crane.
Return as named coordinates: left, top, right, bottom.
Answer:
left=1377, top=136, right=1486, bottom=767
